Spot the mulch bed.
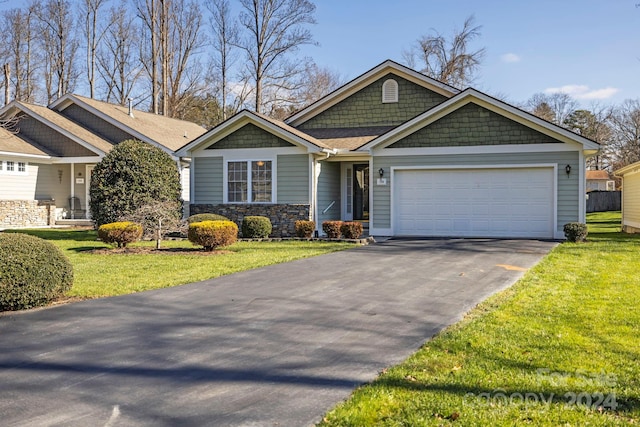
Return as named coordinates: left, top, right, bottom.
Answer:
left=88, top=247, right=232, bottom=255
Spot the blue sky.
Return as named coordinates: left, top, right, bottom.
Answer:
left=300, top=0, right=639, bottom=107
left=1, top=0, right=637, bottom=108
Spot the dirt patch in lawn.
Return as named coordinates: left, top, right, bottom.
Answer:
left=89, top=247, right=232, bottom=255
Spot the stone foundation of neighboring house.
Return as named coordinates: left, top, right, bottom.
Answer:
left=0, top=200, right=56, bottom=228
left=622, top=224, right=640, bottom=234
left=190, top=204, right=311, bottom=237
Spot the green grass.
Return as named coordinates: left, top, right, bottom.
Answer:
left=5, top=229, right=353, bottom=298
left=320, top=211, right=640, bottom=426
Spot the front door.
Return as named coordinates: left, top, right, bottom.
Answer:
left=353, top=164, right=369, bottom=221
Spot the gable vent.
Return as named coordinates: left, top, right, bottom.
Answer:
left=382, top=79, right=399, bottom=103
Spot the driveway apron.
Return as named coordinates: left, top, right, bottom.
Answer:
left=0, top=238, right=556, bottom=426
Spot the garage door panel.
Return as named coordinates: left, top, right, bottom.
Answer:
left=394, top=168, right=554, bottom=238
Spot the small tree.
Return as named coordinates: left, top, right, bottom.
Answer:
left=89, top=139, right=182, bottom=227
left=125, top=200, right=183, bottom=249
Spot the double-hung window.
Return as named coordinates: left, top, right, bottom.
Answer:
left=227, top=160, right=272, bottom=203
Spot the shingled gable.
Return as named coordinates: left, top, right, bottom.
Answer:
left=285, top=60, right=459, bottom=128
left=358, top=88, right=601, bottom=152
left=176, top=110, right=333, bottom=156
left=0, top=101, right=112, bottom=156
left=49, top=94, right=207, bottom=153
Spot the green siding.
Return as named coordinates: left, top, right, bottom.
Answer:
left=16, top=114, right=99, bottom=157
left=61, top=104, right=134, bottom=144
left=298, top=73, right=448, bottom=129
left=373, top=151, right=580, bottom=233
left=277, top=154, right=309, bottom=203
left=193, top=156, right=223, bottom=204
left=317, top=161, right=341, bottom=224
left=206, top=123, right=293, bottom=149
left=388, top=103, right=561, bottom=148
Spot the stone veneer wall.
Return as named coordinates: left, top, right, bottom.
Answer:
left=0, top=200, right=56, bottom=228
left=190, top=204, right=311, bottom=237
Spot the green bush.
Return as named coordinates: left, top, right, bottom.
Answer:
left=242, top=216, right=272, bottom=238
left=89, top=139, right=182, bottom=227
left=188, top=220, right=238, bottom=251
left=187, top=213, right=230, bottom=223
left=322, top=220, right=343, bottom=238
left=563, top=222, right=588, bottom=242
left=0, top=233, right=73, bottom=311
left=295, top=220, right=315, bottom=238
left=340, top=221, right=364, bottom=239
left=98, top=221, right=143, bottom=248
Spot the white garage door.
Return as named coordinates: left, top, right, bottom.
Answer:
left=394, top=168, right=554, bottom=238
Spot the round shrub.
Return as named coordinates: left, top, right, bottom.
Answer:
left=0, top=233, right=73, bottom=311
left=89, top=139, right=182, bottom=227
left=340, top=221, right=364, bottom=239
left=295, top=220, right=315, bottom=238
left=187, top=213, right=230, bottom=223
left=322, top=220, right=343, bottom=238
left=563, top=222, right=588, bottom=242
left=188, top=220, right=238, bottom=251
left=98, top=221, right=143, bottom=248
left=241, top=216, right=272, bottom=238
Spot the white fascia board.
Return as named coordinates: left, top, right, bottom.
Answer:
left=615, top=161, right=640, bottom=177
left=359, top=89, right=601, bottom=152
left=285, top=60, right=459, bottom=127
left=374, top=142, right=583, bottom=157
left=179, top=111, right=323, bottom=156
left=0, top=151, right=52, bottom=161
left=52, top=156, right=102, bottom=164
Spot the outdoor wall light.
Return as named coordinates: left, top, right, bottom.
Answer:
left=565, top=164, right=572, bottom=176
left=378, top=168, right=384, bottom=178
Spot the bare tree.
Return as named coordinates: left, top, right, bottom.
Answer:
left=36, top=0, right=79, bottom=102
left=608, top=99, right=640, bottom=169
left=525, top=92, right=578, bottom=126
left=136, top=0, right=161, bottom=113
left=207, top=0, right=239, bottom=120
left=97, top=2, right=143, bottom=104
left=1, top=6, right=40, bottom=103
left=403, top=16, right=485, bottom=88
left=294, top=63, right=344, bottom=108
left=81, top=0, right=108, bottom=99
left=125, top=200, right=183, bottom=249
left=235, top=0, right=317, bottom=114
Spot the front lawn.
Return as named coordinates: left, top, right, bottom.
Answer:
left=320, top=211, right=640, bottom=426
left=5, top=229, right=353, bottom=298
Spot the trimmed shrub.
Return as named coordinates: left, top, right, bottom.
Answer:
left=187, top=213, right=230, bottom=223
left=188, top=220, right=238, bottom=251
left=295, top=220, right=315, bottom=238
left=89, top=139, right=182, bottom=227
left=322, top=220, right=343, bottom=238
left=340, top=221, right=364, bottom=239
left=242, top=216, right=272, bottom=238
left=0, top=233, right=73, bottom=311
left=563, top=222, right=588, bottom=242
left=98, top=221, right=143, bottom=248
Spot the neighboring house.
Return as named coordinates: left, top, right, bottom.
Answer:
left=586, top=170, right=615, bottom=192
left=0, top=95, right=206, bottom=228
left=177, top=60, right=600, bottom=239
left=615, top=161, right=640, bottom=233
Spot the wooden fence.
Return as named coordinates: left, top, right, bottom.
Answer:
left=586, top=191, right=621, bottom=213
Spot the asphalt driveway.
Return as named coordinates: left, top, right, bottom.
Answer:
left=0, top=238, right=556, bottom=426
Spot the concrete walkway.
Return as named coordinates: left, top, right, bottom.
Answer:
left=0, top=238, right=556, bottom=426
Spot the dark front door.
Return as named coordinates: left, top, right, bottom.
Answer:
left=353, top=164, right=369, bottom=221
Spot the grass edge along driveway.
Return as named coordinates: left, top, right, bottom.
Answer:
left=4, top=228, right=354, bottom=299
left=319, top=211, right=640, bottom=426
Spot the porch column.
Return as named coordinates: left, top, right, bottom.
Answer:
left=70, top=163, right=75, bottom=219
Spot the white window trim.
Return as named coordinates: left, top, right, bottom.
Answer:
left=222, top=158, right=277, bottom=204
left=382, top=79, right=399, bottom=103
left=0, top=160, right=28, bottom=175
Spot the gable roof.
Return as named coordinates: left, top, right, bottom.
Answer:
left=0, top=125, right=51, bottom=158
left=1, top=101, right=113, bottom=156
left=285, top=60, right=460, bottom=127
left=358, top=88, right=601, bottom=152
left=586, top=170, right=610, bottom=180
left=50, top=94, right=207, bottom=152
left=176, top=110, right=334, bottom=156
